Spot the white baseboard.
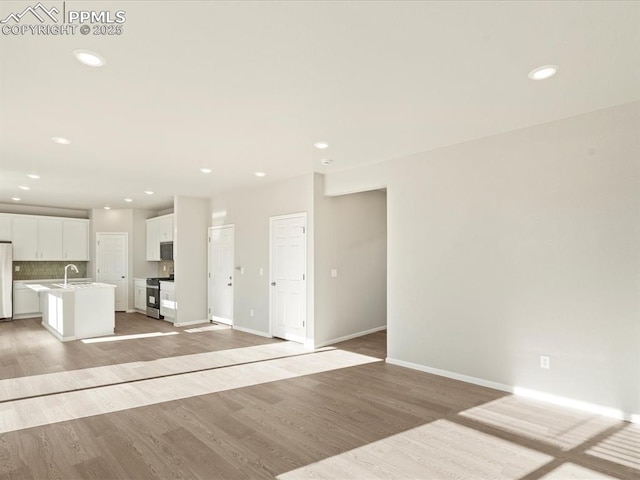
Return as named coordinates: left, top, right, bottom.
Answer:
left=233, top=325, right=272, bottom=338
left=386, top=357, right=639, bottom=424
left=13, top=313, right=42, bottom=320
left=314, top=325, right=387, bottom=348
left=173, top=319, right=209, bottom=327
left=211, top=315, right=233, bottom=326
left=386, top=358, right=513, bottom=393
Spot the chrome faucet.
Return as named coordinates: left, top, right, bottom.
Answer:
left=64, top=264, right=79, bottom=286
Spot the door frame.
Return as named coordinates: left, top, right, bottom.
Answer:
left=95, top=232, right=129, bottom=312
left=269, top=212, right=307, bottom=342
left=208, top=224, right=235, bottom=325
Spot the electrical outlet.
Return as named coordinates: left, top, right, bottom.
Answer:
left=250, top=309, right=254, bottom=317
left=14, top=265, right=20, bottom=272
left=540, top=355, right=550, bottom=369
left=331, top=269, right=338, bottom=278
left=259, top=268, right=264, bottom=276
left=163, top=265, right=167, bottom=271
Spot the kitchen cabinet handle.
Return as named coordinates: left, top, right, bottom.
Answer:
left=271, top=281, right=276, bottom=286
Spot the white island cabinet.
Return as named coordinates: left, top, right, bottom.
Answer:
left=40, top=283, right=116, bottom=342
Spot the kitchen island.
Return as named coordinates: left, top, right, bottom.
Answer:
left=37, top=283, right=116, bottom=342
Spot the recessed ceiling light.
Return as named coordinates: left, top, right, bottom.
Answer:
left=528, top=65, right=559, bottom=80
left=27, top=174, right=40, bottom=179
left=254, top=172, right=266, bottom=177
left=11, top=197, right=20, bottom=201
left=321, top=159, right=333, bottom=166
left=200, top=167, right=212, bottom=174
left=144, top=190, right=154, bottom=195
left=73, top=49, right=106, bottom=67
left=51, top=136, right=71, bottom=145
left=18, top=185, right=30, bottom=190
left=313, top=141, right=329, bottom=149
left=124, top=198, right=133, bottom=202
left=104, top=206, right=111, bottom=210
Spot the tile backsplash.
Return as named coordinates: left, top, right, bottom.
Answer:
left=158, top=260, right=174, bottom=277
left=13, top=261, right=88, bottom=281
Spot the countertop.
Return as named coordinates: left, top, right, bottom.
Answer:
left=14, top=278, right=93, bottom=284
left=39, top=282, right=116, bottom=292
left=13, top=279, right=113, bottom=292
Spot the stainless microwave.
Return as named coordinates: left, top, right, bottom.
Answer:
left=160, top=241, right=173, bottom=260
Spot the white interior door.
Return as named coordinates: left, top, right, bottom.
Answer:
left=96, top=233, right=128, bottom=312
left=208, top=225, right=234, bottom=325
left=270, top=213, right=307, bottom=343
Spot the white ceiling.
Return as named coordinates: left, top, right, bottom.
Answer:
left=1, top=1, right=639, bottom=211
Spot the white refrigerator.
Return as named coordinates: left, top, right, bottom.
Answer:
left=0, top=242, right=12, bottom=320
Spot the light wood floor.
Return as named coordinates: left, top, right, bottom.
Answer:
left=0, top=314, right=637, bottom=479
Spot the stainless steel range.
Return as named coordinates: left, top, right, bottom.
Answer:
left=146, top=276, right=172, bottom=319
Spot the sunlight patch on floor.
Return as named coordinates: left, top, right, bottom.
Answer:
left=0, top=342, right=333, bottom=402
left=586, top=423, right=640, bottom=470
left=0, top=349, right=380, bottom=434
left=277, top=419, right=553, bottom=480
left=538, top=462, right=619, bottom=479
left=459, top=395, right=620, bottom=450
left=81, top=331, right=179, bottom=343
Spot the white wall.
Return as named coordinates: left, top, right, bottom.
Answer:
left=314, top=174, right=387, bottom=346
left=174, top=196, right=210, bottom=325
left=210, top=174, right=314, bottom=338
left=325, top=101, right=640, bottom=418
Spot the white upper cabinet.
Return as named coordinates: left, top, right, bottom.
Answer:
left=10, top=215, right=89, bottom=261
left=160, top=215, right=173, bottom=242
left=0, top=214, right=11, bottom=241
left=38, top=219, right=63, bottom=260
left=146, top=214, right=174, bottom=261
left=12, top=216, right=39, bottom=260
left=63, top=220, right=89, bottom=260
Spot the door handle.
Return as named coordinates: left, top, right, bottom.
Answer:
left=227, top=282, right=232, bottom=286
left=271, top=281, right=276, bottom=286
left=121, top=276, right=125, bottom=279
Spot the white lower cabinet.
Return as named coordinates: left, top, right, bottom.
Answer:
left=159, top=281, right=175, bottom=320
left=13, top=284, right=42, bottom=318
left=134, top=278, right=146, bottom=312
